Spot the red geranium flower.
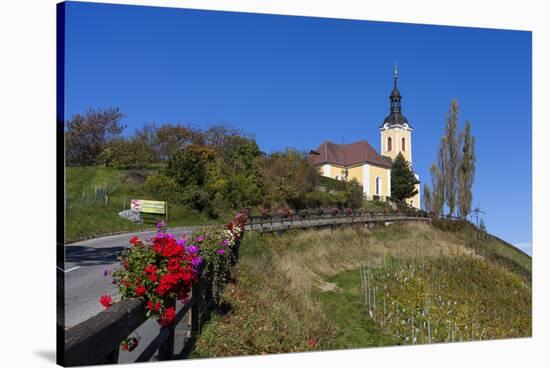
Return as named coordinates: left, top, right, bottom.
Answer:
left=147, top=301, right=161, bottom=313
left=135, top=284, right=146, bottom=297
left=129, top=236, right=140, bottom=246
left=158, top=307, right=176, bottom=327
left=100, top=295, right=113, bottom=308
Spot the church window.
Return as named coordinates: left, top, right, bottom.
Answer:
left=402, top=137, right=406, bottom=151
left=387, top=137, right=392, bottom=152
left=376, top=177, right=381, bottom=195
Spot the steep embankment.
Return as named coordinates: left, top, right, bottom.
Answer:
left=191, top=222, right=531, bottom=357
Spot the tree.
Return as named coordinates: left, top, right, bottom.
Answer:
left=422, top=184, right=433, bottom=213
left=258, top=149, right=318, bottom=208
left=156, top=124, right=202, bottom=161
left=443, top=100, right=460, bottom=216
left=65, top=107, right=125, bottom=166
left=165, top=144, right=216, bottom=188
left=390, top=152, right=419, bottom=201
left=218, top=135, right=263, bottom=176
left=101, top=137, right=157, bottom=169
left=430, top=160, right=445, bottom=215
left=458, top=120, right=476, bottom=219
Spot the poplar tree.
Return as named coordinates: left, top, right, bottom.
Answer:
left=444, top=100, right=460, bottom=216
left=458, top=120, right=476, bottom=219
left=422, top=184, right=433, bottom=213
left=430, top=161, right=445, bottom=215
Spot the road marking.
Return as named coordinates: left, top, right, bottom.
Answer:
left=57, top=266, right=81, bottom=273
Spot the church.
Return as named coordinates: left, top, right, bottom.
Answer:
left=308, top=66, right=420, bottom=208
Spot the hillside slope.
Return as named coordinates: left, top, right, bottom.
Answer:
left=65, top=167, right=228, bottom=242
left=191, top=222, right=531, bottom=357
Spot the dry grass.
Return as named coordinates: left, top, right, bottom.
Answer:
left=273, top=222, right=478, bottom=297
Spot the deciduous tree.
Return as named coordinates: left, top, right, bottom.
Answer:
left=458, top=120, right=476, bottom=219
left=65, top=107, right=125, bottom=166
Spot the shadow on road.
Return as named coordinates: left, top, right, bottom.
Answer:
left=66, top=246, right=125, bottom=266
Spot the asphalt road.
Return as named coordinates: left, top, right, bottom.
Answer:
left=63, top=227, right=195, bottom=363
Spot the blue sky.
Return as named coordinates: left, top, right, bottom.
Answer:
left=63, top=2, right=532, bottom=254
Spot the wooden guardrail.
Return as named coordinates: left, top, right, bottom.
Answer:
left=244, top=209, right=430, bottom=233
left=63, top=269, right=215, bottom=366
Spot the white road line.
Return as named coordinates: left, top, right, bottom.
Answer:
left=57, top=266, right=81, bottom=273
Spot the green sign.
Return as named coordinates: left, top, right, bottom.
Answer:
left=131, top=199, right=166, bottom=214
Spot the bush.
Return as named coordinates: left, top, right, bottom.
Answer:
left=432, top=218, right=467, bottom=232
left=182, top=185, right=214, bottom=215
left=145, top=173, right=185, bottom=204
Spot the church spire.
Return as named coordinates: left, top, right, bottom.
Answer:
left=390, top=63, right=402, bottom=114
left=379, top=63, right=411, bottom=129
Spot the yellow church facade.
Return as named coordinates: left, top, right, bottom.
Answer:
left=309, top=66, right=420, bottom=209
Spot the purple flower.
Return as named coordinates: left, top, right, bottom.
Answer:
left=176, top=239, right=187, bottom=247
left=216, top=249, right=225, bottom=255
left=167, top=233, right=175, bottom=240
left=222, top=239, right=229, bottom=246
left=196, top=236, right=204, bottom=242
left=191, top=256, right=203, bottom=267
left=187, top=245, right=199, bottom=254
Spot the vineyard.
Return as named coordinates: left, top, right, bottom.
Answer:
left=357, top=255, right=531, bottom=344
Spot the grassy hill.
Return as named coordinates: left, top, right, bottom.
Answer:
left=190, top=221, right=531, bottom=357
left=65, top=167, right=229, bottom=242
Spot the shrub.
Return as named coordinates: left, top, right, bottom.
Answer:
left=432, top=217, right=467, bottom=232
left=182, top=185, right=213, bottom=214
left=145, top=173, right=185, bottom=204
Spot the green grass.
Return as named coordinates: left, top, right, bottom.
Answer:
left=190, top=222, right=531, bottom=357
left=65, top=166, right=230, bottom=241
left=315, top=270, right=394, bottom=348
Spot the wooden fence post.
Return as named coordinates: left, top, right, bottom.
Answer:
left=158, top=297, right=176, bottom=360
left=190, top=281, right=202, bottom=341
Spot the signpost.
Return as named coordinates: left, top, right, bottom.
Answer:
left=131, top=199, right=168, bottom=221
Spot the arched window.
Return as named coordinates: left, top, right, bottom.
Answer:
left=387, top=137, right=392, bottom=152
left=376, top=177, right=381, bottom=195
left=402, top=137, right=406, bottom=151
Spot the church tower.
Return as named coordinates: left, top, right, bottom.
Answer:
left=379, top=65, right=413, bottom=163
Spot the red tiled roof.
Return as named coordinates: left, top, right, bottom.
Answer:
left=308, top=140, right=392, bottom=168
